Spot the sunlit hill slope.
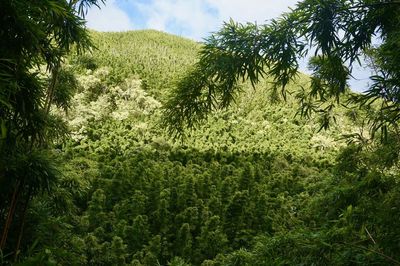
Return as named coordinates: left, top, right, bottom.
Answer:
left=21, top=30, right=400, bottom=265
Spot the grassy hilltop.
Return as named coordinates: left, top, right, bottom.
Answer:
left=18, top=30, right=400, bottom=265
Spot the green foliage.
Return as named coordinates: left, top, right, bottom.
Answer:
left=12, top=27, right=400, bottom=266
left=164, top=0, right=400, bottom=139
left=0, top=0, right=104, bottom=262
left=69, top=30, right=199, bottom=99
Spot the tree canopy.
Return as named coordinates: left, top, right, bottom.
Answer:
left=164, top=0, right=400, bottom=138
left=2, top=1, right=400, bottom=264
left=14, top=30, right=400, bottom=265
left=0, top=0, right=104, bottom=259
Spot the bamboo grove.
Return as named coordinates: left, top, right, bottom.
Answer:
left=1, top=1, right=400, bottom=265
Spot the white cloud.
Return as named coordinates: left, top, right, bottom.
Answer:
left=83, top=0, right=299, bottom=37
left=206, top=0, right=299, bottom=23
left=86, top=0, right=134, bottom=31
left=136, top=0, right=219, bottom=40
left=132, top=0, right=298, bottom=40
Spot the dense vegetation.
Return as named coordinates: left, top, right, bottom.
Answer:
left=0, top=29, right=396, bottom=265
left=1, top=1, right=400, bottom=264
left=164, top=0, right=400, bottom=139
left=0, top=0, right=104, bottom=263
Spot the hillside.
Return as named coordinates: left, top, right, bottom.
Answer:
left=65, top=30, right=352, bottom=154
left=17, top=31, right=400, bottom=265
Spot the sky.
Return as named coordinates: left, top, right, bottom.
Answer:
left=85, top=0, right=371, bottom=92
left=86, top=0, right=299, bottom=40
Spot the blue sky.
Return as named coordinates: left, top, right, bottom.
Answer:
left=86, top=0, right=299, bottom=40
left=85, top=0, right=371, bottom=92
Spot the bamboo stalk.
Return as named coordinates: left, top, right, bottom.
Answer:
left=0, top=181, right=21, bottom=250
left=14, top=187, right=32, bottom=262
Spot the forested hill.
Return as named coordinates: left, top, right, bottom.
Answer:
left=78, top=30, right=199, bottom=98
left=18, top=30, right=400, bottom=265
left=65, top=30, right=352, bottom=155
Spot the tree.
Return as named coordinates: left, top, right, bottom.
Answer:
left=0, top=0, right=104, bottom=259
left=163, top=0, right=400, bottom=139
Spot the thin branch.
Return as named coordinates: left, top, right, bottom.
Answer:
left=365, top=227, right=376, bottom=244
left=345, top=242, right=400, bottom=265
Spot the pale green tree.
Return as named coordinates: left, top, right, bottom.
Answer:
left=164, top=0, right=400, bottom=139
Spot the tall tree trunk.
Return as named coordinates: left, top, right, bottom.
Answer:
left=14, top=187, right=32, bottom=261
left=45, top=63, right=60, bottom=115
left=0, top=181, right=21, bottom=250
